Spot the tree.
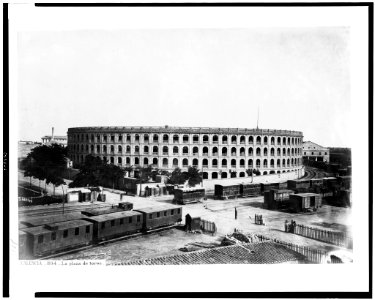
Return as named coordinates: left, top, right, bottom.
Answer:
left=167, top=167, right=187, bottom=185
left=186, top=166, right=202, bottom=187
left=22, top=144, right=68, bottom=194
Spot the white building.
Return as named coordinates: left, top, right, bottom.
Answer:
left=303, top=141, right=330, bottom=163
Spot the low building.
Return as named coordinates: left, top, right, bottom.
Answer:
left=41, top=127, right=67, bottom=145
left=303, top=141, right=329, bottom=163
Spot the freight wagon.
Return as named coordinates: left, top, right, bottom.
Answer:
left=134, top=204, right=182, bottom=230
left=174, top=188, right=205, bottom=205
left=263, top=189, right=295, bottom=210
left=289, top=193, right=322, bottom=213
left=287, top=179, right=311, bottom=190
left=260, top=183, right=281, bottom=194
left=214, top=184, right=241, bottom=200
left=240, top=183, right=261, bottom=197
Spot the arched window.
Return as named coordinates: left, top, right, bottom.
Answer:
left=103, top=145, right=107, bottom=153
left=240, top=159, right=245, bottom=167
left=126, top=134, right=131, bottom=142
left=287, top=148, right=290, bottom=156
left=163, top=134, right=169, bottom=143
left=287, top=159, right=290, bottom=167
left=193, top=135, right=199, bottom=143
left=203, top=135, right=209, bottom=143
left=144, top=157, right=149, bottom=165
left=212, top=172, right=218, bottom=179
left=110, top=157, right=114, bottom=164
left=291, top=148, right=294, bottom=156
left=203, top=172, right=208, bottom=179
left=222, top=135, right=228, bottom=144
left=277, top=159, right=280, bottom=167
left=248, top=159, right=253, bottom=168
left=193, top=158, right=198, bottom=167
left=222, top=159, right=227, bottom=167
left=135, top=134, right=140, bottom=142
left=277, top=137, right=281, bottom=145
left=183, top=135, right=189, bottom=143
left=240, top=147, right=245, bottom=156
left=90, top=145, right=94, bottom=153
left=182, top=158, right=188, bottom=167
left=213, top=135, right=218, bottom=143
left=231, top=147, right=237, bottom=156
left=271, top=137, right=275, bottom=145
left=183, top=146, right=189, bottom=155
left=203, top=147, right=208, bottom=155
left=282, top=159, right=286, bottom=167
left=118, top=145, right=122, bottom=153
left=222, top=147, right=227, bottom=156
left=173, top=146, right=178, bottom=155
left=173, top=158, right=178, bottom=167
left=110, top=145, right=114, bottom=153
left=153, top=134, right=159, bottom=143
left=283, top=137, right=286, bottom=145
left=256, top=148, right=261, bottom=156
left=263, top=171, right=268, bottom=175
left=248, top=147, right=253, bottom=156
left=212, top=147, right=218, bottom=156
left=230, top=171, right=237, bottom=178
left=263, top=148, right=268, bottom=156
left=264, top=136, right=268, bottom=144
left=270, top=148, right=275, bottom=156
left=162, top=158, right=168, bottom=167
left=283, top=148, right=286, bottom=156
left=287, top=137, right=290, bottom=145
left=173, top=135, right=179, bottom=143
left=144, top=146, right=149, bottom=154
left=135, top=157, right=140, bottom=165
left=249, top=136, right=254, bottom=144
left=231, top=159, right=236, bottom=167
left=212, top=159, right=218, bottom=167
left=231, top=136, right=237, bottom=144
left=240, top=136, right=245, bottom=144
left=256, top=136, right=261, bottom=145
left=221, top=172, right=228, bottom=179
left=81, top=144, right=84, bottom=151
left=118, top=157, right=122, bottom=164
left=126, top=157, right=130, bottom=164
left=135, top=146, right=139, bottom=154
left=270, top=159, right=275, bottom=168
left=239, top=172, right=245, bottom=177
left=144, top=134, right=149, bottom=143
left=163, top=146, right=168, bottom=155
left=263, top=159, right=268, bottom=168
left=202, top=159, right=208, bottom=167
left=256, top=159, right=261, bottom=168
left=153, top=158, right=158, bottom=165
left=126, top=146, right=130, bottom=153
left=153, top=146, right=158, bottom=154
left=277, top=148, right=281, bottom=156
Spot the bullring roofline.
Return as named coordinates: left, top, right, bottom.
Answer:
left=68, top=126, right=303, bottom=136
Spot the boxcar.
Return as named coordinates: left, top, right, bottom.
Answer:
left=22, top=220, right=93, bottom=257
left=261, top=183, right=281, bottom=194
left=287, top=179, right=311, bottom=190
left=134, top=204, right=182, bottom=230
left=83, top=211, right=143, bottom=242
left=174, top=188, right=205, bottom=205
left=20, top=212, right=84, bottom=228
left=323, top=177, right=339, bottom=189
left=263, top=189, right=294, bottom=210
left=240, top=183, right=261, bottom=197
left=214, top=184, right=241, bottom=200
left=289, top=193, right=322, bottom=213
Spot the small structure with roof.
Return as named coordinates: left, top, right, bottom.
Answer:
left=289, top=193, right=322, bottom=213
left=134, top=204, right=182, bottom=230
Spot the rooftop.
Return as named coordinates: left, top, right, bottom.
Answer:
left=134, top=204, right=182, bottom=214
left=120, top=242, right=307, bottom=265
left=291, top=193, right=320, bottom=197
left=45, top=219, right=92, bottom=230
left=82, top=210, right=142, bottom=222
left=20, top=212, right=83, bottom=227
left=22, top=226, right=52, bottom=236
left=68, top=126, right=303, bottom=136
left=41, top=135, right=67, bottom=139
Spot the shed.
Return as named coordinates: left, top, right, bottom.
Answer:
left=185, top=213, right=201, bottom=231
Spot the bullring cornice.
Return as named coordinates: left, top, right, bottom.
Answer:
left=68, top=126, right=303, bottom=136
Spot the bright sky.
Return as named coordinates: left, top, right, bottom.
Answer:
left=18, top=27, right=350, bottom=147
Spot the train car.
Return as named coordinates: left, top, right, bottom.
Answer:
left=310, top=178, right=324, bottom=188
left=214, top=184, right=241, bottom=200
left=134, top=204, right=182, bottom=230
left=260, top=183, right=280, bottom=194
left=240, top=183, right=261, bottom=197
left=83, top=211, right=143, bottom=242
left=20, top=212, right=84, bottom=228
left=287, top=179, right=311, bottom=190
left=323, top=177, right=339, bottom=189
left=174, top=188, right=205, bottom=205
left=22, top=220, right=93, bottom=257
left=81, top=203, right=133, bottom=217
left=289, top=193, right=322, bottom=213
left=263, top=189, right=294, bottom=210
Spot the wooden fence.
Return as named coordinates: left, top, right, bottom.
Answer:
left=256, top=234, right=333, bottom=264
left=287, top=223, right=353, bottom=249
left=200, top=219, right=217, bottom=235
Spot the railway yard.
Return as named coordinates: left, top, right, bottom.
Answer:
left=18, top=167, right=353, bottom=263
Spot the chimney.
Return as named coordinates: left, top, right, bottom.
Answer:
left=52, top=127, right=54, bottom=140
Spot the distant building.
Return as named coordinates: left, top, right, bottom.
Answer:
left=41, top=127, right=67, bottom=145
left=302, top=141, right=329, bottom=163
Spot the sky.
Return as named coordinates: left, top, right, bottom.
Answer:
left=17, top=27, right=350, bottom=147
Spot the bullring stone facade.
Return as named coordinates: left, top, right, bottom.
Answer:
left=67, top=126, right=304, bottom=180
